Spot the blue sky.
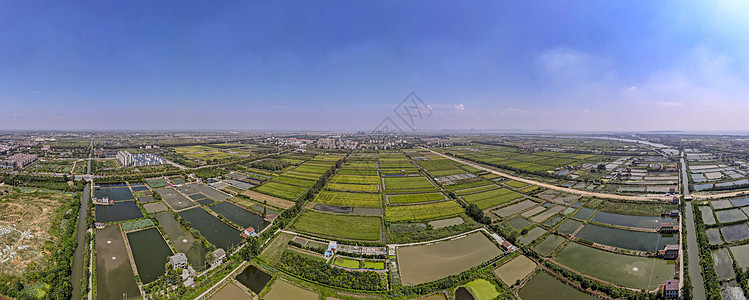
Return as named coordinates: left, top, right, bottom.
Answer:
left=2, top=1, right=749, bottom=131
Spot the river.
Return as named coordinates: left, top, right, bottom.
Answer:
left=682, top=151, right=707, bottom=300
left=71, top=137, right=92, bottom=300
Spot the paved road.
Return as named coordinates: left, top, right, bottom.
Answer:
left=424, top=148, right=672, bottom=202
left=682, top=152, right=707, bottom=300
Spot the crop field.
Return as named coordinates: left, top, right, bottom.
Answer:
left=240, top=190, right=295, bottom=209
left=493, top=199, right=537, bottom=217
left=291, top=210, right=381, bottom=240
left=338, top=168, right=378, bottom=176
left=255, top=182, right=308, bottom=200
left=445, top=179, right=495, bottom=192
left=28, top=159, right=76, bottom=173
left=184, top=150, right=243, bottom=161
left=554, top=242, right=675, bottom=290
left=174, top=145, right=218, bottom=154
left=504, top=180, right=529, bottom=189
left=331, top=174, right=381, bottom=185
left=435, top=145, right=609, bottom=173
left=493, top=255, right=537, bottom=285
left=270, top=175, right=316, bottom=187
left=334, top=257, right=361, bottom=269
left=326, top=182, right=379, bottom=192
left=385, top=201, right=464, bottom=222
left=0, top=190, right=73, bottom=276
left=463, top=279, right=500, bottom=300
left=397, top=232, right=502, bottom=285
left=388, top=192, right=445, bottom=204
left=293, top=164, right=331, bottom=174
left=383, top=176, right=434, bottom=190
left=461, top=188, right=522, bottom=209
left=283, top=171, right=320, bottom=180
left=146, top=178, right=168, bottom=188
left=314, top=190, right=381, bottom=207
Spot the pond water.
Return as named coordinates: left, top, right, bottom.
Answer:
left=731, top=197, right=749, bottom=207
left=235, top=265, right=272, bottom=294
left=591, top=211, right=677, bottom=229
left=518, top=272, right=596, bottom=300
left=98, top=182, right=127, bottom=188
left=556, top=219, right=583, bottom=235
left=155, top=212, right=208, bottom=271
left=721, top=223, right=749, bottom=243
left=95, top=226, right=140, bottom=300
left=211, top=202, right=269, bottom=230
left=198, top=199, right=215, bottom=206
left=575, top=224, right=677, bottom=252
left=131, top=185, right=149, bottom=192
left=96, top=201, right=144, bottom=222
left=127, top=228, right=173, bottom=284
left=454, top=287, right=474, bottom=300
left=573, top=208, right=596, bottom=220
left=94, top=187, right=134, bottom=201
left=178, top=207, right=241, bottom=250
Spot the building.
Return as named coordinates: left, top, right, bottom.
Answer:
left=241, top=227, right=258, bottom=239
left=116, top=151, right=167, bottom=168
left=669, top=210, right=680, bottom=217
left=264, top=214, right=278, bottom=222
left=671, top=197, right=680, bottom=204
left=211, top=248, right=226, bottom=266
left=169, top=253, right=188, bottom=269
left=0, top=153, right=38, bottom=169
left=92, top=196, right=113, bottom=205
left=658, top=244, right=679, bottom=259
left=324, top=241, right=338, bottom=258
left=659, top=222, right=678, bottom=233
left=94, top=222, right=105, bottom=229
left=658, top=279, right=679, bottom=298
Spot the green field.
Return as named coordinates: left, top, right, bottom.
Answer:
left=363, top=261, right=386, bottom=270
left=314, top=190, right=381, bottom=207
left=255, top=182, right=307, bottom=200
left=463, top=279, right=500, bottom=300
left=333, top=257, right=361, bottom=269
left=461, top=188, right=522, bottom=209
left=270, top=175, right=316, bottom=187
left=388, top=193, right=445, bottom=204
left=291, top=210, right=381, bottom=240
left=384, top=176, right=434, bottom=190
left=385, top=201, right=464, bottom=222
left=294, top=164, right=332, bottom=174
left=326, top=183, right=379, bottom=192
left=331, top=174, right=381, bottom=185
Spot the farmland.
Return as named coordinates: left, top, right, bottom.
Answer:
left=314, top=190, right=381, bottom=207
left=385, top=200, right=464, bottom=222
left=460, top=188, right=522, bottom=209
left=387, top=192, right=445, bottom=204
left=291, top=210, right=381, bottom=241
left=383, top=176, right=435, bottom=190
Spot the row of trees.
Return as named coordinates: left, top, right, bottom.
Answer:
left=249, top=158, right=291, bottom=171
left=693, top=203, right=723, bottom=299
left=1, top=174, right=85, bottom=192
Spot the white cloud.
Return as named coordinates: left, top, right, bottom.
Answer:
left=453, top=104, right=465, bottom=111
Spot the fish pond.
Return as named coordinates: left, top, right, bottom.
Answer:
left=178, top=207, right=241, bottom=250
left=591, top=211, right=677, bottom=229
left=518, top=271, right=597, bottom=300
left=127, top=228, right=173, bottom=284
left=94, top=187, right=134, bottom=201
left=575, top=224, right=677, bottom=252
left=95, top=201, right=144, bottom=223
left=234, top=265, right=272, bottom=294
left=211, top=202, right=268, bottom=230
left=155, top=212, right=208, bottom=270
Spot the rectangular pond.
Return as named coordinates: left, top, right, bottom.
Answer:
left=591, top=211, right=678, bottom=230
left=191, top=184, right=231, bottom=201
left=554, top=242, right=675, bottom=290
left=155, top=212, right=208, bottom=271
left=234, top=265, right=272, bottom=294
left=94, top=187, right=134, bottom=201
left=178, top=207, right=241, bottom=250
left=95, top=226, right=140, bottom=300
left=518, top=271, right=597, bottom=300
left=557, top=219, right=582, bottom=235
left=127, top=227, right=173, bottom=284
left=157, top=188, right=196, bottom=210
left=721, top=223, right=749, bottom=243
left=210, top=202, right=269, bottom=230
left=95, top=201, right=144, bottom=223
left=700, top=206, right=717, bottom=225
left=575, top=224, right=677, bottom=252
left=731, top=197, right=749, bottom=207
left=715, top=208, right=748, bottom=223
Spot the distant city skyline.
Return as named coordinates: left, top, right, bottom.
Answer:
left=2, top=1, right=749, bottom=131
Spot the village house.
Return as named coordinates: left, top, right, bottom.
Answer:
left=659, top=222, right=678, bottom=233
left=241, top=227, right=258, bottom=239
left=324, top=241, right=337, bottom=258
left=169, top=253, right=188, bottom=270
left=211, top=248, right=226, bottom=266
left=92, top=196, right=113, bottom=205
left=658, top=279, right=679, bottom=298
left=657, top=244, right=679, bottom=259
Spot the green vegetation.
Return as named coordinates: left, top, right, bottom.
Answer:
left=333, top=257, right=361, bottom=269
left=291, top=210, right=381, bottom=240
left=463, top=279, right=499, bottom=300
left=384, top=176, right=434, bottom=190
left=326, top=182, right=379, bottom=192
left=314, top=190, right=381, bottom=207
left=585, top=198, right=676, bottom=216
left=388, top=193, right=445, bottom=204
left=255, top=182, right=307, bottom=200
left=385, top=201, right=464, bottom=222
left=250, top=158, right=292, bottom=171
left=330, top=174, right=381, bottom=185
left=461, top=188, right=522, bottom=209
left=276, top=251, right=384, bottom=291
left=121, top=219, right=156, bottom=232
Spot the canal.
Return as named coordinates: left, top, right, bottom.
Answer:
left=71, top=137, right=92, bottom=300
left=683, top=151, right=707, bottom=300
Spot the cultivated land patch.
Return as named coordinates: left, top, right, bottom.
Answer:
left=330, top=174, right=381, bottom=185
left=146, top=178, right=168, bottom=188
left=384, top=176, right=435, bottom=190
left=262, top=279, right=319, bottom=300
left=461, top=188, right=522, bottom=209
left=385, top=201, right=464, bottom=222
left=429, top=216, right=465, bottom=229
left=326, top=182, right=379, bottom=192
left=387, top=193, right=445, bottom=204
left=208, top=282, right=250, bottom=300
left=240, top=190, right=295, bottom=209
left=291, top=210, right=381, bottom=241
left=493, top=255, right=537, bottom=285
left=314, top=190, right=381, bottom=207
left=554, top=242, right=675, bottom=290
left=255, top=182, right=307, bottom=200
left=463, top=278, right=500, bottom=300
left=397, top=232, right=502, bottom=285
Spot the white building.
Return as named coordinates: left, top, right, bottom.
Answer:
left=117, top=151, right=167, bottom=168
